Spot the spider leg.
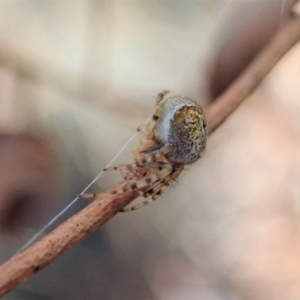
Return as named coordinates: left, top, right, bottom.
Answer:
left=120, top=183, right=169, bottom=212
left=134, top=143, right=172, bottom=166
left=120, top=165, right=184, bottom=212
left=110, top=161, right=173, bottom=194
left=103, top=143, right=171, bottom=172
left=104, top=164, right=137, bottom=180
left=137, top=124, right=153, bottom=139
left=103, top=144, right=172, bottom=171
left=138, top=91, right=169, bottom=138
left=80, top=164, right=172, bottom=199
left=80, top=143, right=172, bottom=199
left=135, top=144, right=161, bottom=154
left=156, top=90, right=169, bottom=103
left=143, top=164, right=183, bottom=197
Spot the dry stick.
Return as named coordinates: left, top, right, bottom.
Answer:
left=0, top=17, right=300, bottom=298
left=206, top=16, right=300, bottom=133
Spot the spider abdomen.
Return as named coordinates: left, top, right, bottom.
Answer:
left=153, top=96, right=207, bottom=164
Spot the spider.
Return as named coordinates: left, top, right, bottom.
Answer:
left=80, top=90, right=207, bottom=212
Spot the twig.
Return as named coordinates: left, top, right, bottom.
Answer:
left=0, top=183, right=138, bottom=296
left=206, top=16, right=300, bottom=133
left=0, top=16, right=300, bottom=298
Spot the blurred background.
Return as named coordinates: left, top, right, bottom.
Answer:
left=0, top=0, right=300, bottom=299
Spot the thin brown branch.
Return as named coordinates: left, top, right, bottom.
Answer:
left=0, top=16, right=300, bottom=298
left=206, top=16, right=300, bottom=133
left=0, top=183, right=138, bottom=296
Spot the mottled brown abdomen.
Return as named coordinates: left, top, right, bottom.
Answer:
left=153, top=96, right=207, bottom=164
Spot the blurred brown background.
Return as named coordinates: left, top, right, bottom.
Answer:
left=0, top=0, right=300, bottom=299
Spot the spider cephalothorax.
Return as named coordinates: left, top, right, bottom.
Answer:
left=80, top=90, right=207, bottom=212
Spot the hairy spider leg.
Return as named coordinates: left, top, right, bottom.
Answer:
left=104, top=164, right=138, bottom=181
left=136, top=144, right=161, bottom=154
left=142, top=164, right=184, bottom=197
left=137, top=106, right=162, bottom=139
left=79, top=144, right=173, bottom=199
left=120, top=164, right=184, bottom=212
left=80, top=162, right=172, bottom=199
left=103, top=143, right=172, bottom=172
left=134, top=143, right=172, bottom=165
left=104, top=144, right=172, bottom=171
left=136, top=90, right=168, bottom=139
left=156, top=89, right=169, bottom=103
left=114, top=163, right=172, bottom=194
